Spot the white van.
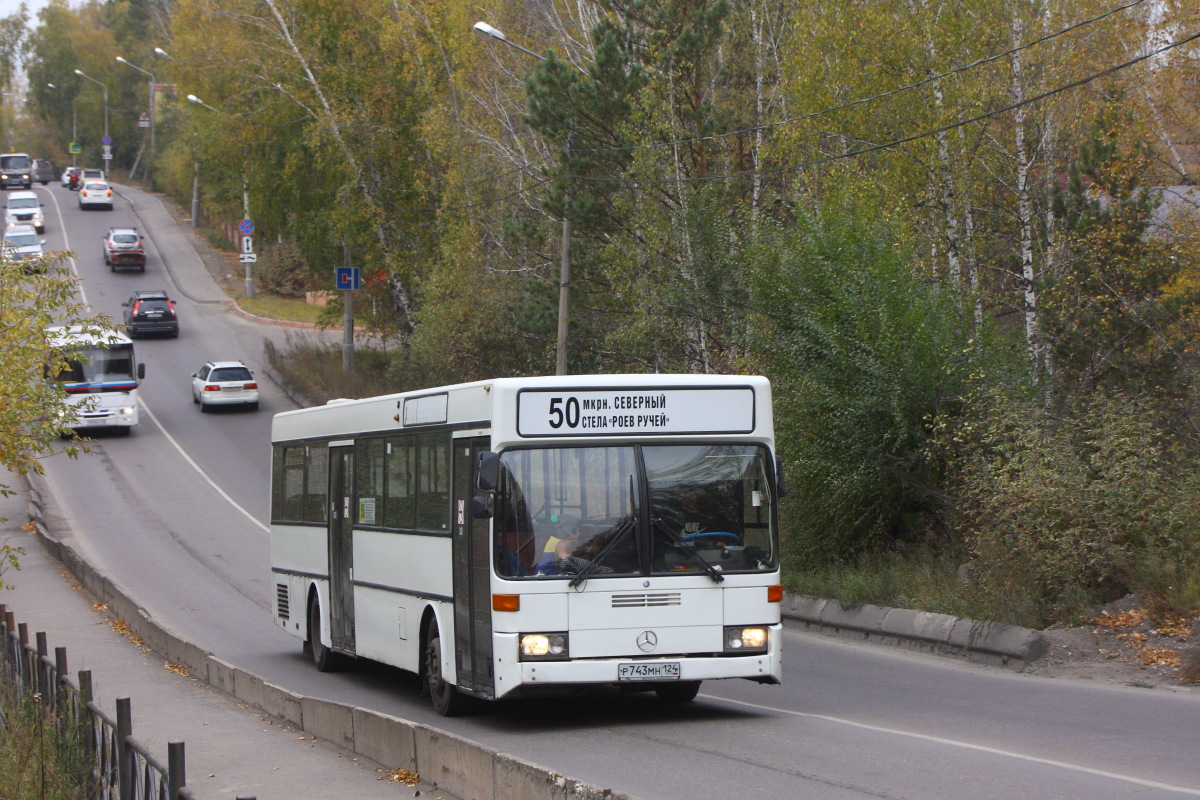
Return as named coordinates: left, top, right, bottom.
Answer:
left=6, top=191, right=45, bottom=232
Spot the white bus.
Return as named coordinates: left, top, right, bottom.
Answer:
left=270, top=374, right=784, bottom=715
left=47, top=326, right=145, bottom=434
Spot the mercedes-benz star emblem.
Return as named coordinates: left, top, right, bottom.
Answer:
left=636, top=630, right=658, bottom=652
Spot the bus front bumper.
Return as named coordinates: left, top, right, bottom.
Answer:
left=491, top=626, right=782, bottom=699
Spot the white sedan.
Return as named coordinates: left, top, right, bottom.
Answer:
left=191, top=361, right=259, bottom=411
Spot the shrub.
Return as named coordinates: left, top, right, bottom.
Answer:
left=934, top=388, right=1200, bottom=627
left=257, top=239, right=313, bottom=298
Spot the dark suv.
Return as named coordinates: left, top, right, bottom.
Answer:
left=122, top=290, right=179, bottom=338
left=103, top=227, right=147, bottom=271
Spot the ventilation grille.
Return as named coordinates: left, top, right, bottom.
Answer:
left=276, top=584, right=290, bottom=620
left=612, top=592, right=681, bottom=608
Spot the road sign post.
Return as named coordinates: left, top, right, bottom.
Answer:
left=239, top=219, right=255, bottom=299
left=336, top=248, right=358, bottom=372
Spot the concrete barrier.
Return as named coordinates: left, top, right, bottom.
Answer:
left=782, top=595, right=1047, bottom=669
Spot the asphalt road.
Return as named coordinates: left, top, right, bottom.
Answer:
left=28, top=181, right=1200, bottom=799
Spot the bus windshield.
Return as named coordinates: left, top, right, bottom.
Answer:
left=1, top=154, right=30, bottom=170
left=53, top=344, right=138, bottom=388
left=494, top=443, right=777, bottom=579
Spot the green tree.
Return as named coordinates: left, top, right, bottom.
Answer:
left=1046, top=117, right=1199, bottom=400
left=746, top=186, right=992, bottom=564
left=0, top=251, right=112, bottom=590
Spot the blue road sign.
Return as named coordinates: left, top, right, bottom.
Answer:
left=101, top=135, right=112, bottom=145
left=239, top=218, right=255, bottom=236
left=335, top=266, right=361, bottom=291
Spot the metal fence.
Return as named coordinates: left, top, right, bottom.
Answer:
left=0, top=603, right=256, bottom=800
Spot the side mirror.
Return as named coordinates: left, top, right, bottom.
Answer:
left=775, top=455, right=787, bottom=499
left=471, top=495, right=494, bottom=519
left=475, top=451, right=499, bottom=493
left=137, top=363, right=146, bottom=379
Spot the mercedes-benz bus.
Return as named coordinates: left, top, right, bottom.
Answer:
left=270, top=374, right=783, bottom=714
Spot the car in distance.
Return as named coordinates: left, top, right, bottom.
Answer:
left=5, top=191, right=45, bottom=232
left=79, top=180, right=113, bottom=210
left=0, top=152, right=33, bottom=189
left=80, top=168, right=105, bottom=182
left=61, top=167, right=82, bottom=189
left=122, top=290, right=178, bottom=338
left=2, top=224, right=47, bottom=272
left=191, top=361, right=258, bottom=411
left=32, top=160, right=53, bottom=185
left=103, top=227, right=146, bottom=271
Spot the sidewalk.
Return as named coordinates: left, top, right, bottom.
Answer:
left=0, top=473, right=446, bottom=800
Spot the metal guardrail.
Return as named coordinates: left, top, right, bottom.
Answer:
left=0, top=603, right=256, bottom=800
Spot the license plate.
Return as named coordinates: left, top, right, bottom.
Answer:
left=618, top=662, right=680, bottom=681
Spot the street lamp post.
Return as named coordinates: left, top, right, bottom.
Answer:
left=473, top=21, right=573, bottom=377
left=48, top=83, right=78, bottom=167
left=115, top=56, right=156, bottom=172
left=188, top=93, right=255, bottom=299
left=74, top=69, right=109, bottom=166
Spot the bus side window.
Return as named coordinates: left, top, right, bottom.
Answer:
left=415, top=432, right=451, bottom=531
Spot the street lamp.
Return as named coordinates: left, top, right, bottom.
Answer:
left=188, top=93, right=255, bottom=298
left=473, top=21, right=574, bottom=376
left=48, top=83, right=78, bottom=167
left=116, top=56, right=155, bottom=170
left=153, top=47, right=172, bottom=60
left=74, top=69, right=109, bottom=165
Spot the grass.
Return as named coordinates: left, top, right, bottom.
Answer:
left=0, top=678, right=93, bottom=800
left=235, top=292, right=330, bottom=326
left=782, top=547, right=995, bottom=620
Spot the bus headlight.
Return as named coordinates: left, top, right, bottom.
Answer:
left=724, top=626, right=768, bottom=653
left=119, top=406, right=136, bottom=416
left=519, top=632, right=569, bottom=661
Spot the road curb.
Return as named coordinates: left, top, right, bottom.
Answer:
left=21, top=473, right=636, bottom=800
left=780, top=595, right=1048, bottom=669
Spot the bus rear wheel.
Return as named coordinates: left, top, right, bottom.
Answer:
left=655, top=680, right=701, bottom=704
left=424, top=625, right=467, bottom=716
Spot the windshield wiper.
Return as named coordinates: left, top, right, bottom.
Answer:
left=568, top=516, right=636, bottom=589
left=652, top=518, right=725, bottom=584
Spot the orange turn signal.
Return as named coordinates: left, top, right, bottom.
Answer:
left=767, top=584, right=783, bottom=603
left=492, top=594, right=520, bottom=612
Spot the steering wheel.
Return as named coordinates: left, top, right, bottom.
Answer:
left=681, top=531, right=740, bottom=545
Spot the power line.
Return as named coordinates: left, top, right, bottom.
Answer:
left=572, top=0, right=1148, bottom=156
left=569, top=27, right=1200, bottom=186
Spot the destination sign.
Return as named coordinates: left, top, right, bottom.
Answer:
left=516, top=386, right=755, bottom=437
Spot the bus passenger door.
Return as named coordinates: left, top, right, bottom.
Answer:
left=328, top=445, right=356, bottom=654
left=452, top=435, right=494, bottom=698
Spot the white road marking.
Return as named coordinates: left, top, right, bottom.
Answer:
left=38, top=184, right=87, bottom=307
left=703, top=694, right=1200, bottom=795
left=138, top=401, right=269, bottom=533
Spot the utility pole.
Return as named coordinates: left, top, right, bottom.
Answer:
left=342, top=242, right=355, bottom=373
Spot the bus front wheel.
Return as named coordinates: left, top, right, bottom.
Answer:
left=655, top=680, right=701, bottom=704
left=307, top=598, right=344, bottom=673
left=424, top=625, right=467, bottom=716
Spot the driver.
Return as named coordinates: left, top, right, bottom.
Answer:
left=536, top=522, right=595, bottom=574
